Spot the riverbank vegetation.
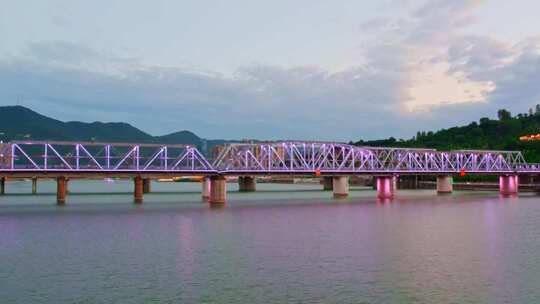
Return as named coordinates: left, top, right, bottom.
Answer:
left=354, top=107, right=540, bottom=163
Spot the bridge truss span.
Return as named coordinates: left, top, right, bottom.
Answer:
left=0, top=140, right=530, bottom=175
left=0, top=141, right=215, bottom=174
left=212, top=142, right=528, bottom=174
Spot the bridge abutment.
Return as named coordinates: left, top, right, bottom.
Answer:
left=437, top=175, right=453, bottom=194
left=376, top=176, right=395, bottom=199
left=500, top=175, right=519, bottom=196
left=322, top=177, right=333, bottom=191
left=202, top=177, right=210, bottom=200
left=57, top=177, right=67, bottom=205
left=134, top=176, right=144, bottom=203
left=332, top=176, right=349, bottom=198
left=238, top=176, right=256, bottom=192
left=209, top=176, right=227, bottom=204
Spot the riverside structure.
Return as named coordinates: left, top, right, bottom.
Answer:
left=0, top=141, right=537, bottom=204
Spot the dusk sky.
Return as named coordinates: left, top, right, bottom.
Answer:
left=1, top=0, right=540, bottom=141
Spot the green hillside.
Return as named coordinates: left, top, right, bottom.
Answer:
left=355, top=108, right=540, bottom=162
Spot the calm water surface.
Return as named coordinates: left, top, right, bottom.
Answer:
left=1, top=180, right=540, bottom=303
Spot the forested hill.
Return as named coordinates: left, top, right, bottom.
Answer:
left=0, top=105, right=230, bottom=155
left=354, top=109, right=540, bottom=162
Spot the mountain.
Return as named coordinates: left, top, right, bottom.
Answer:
left=0, top=106, right=153, bottom=142
left=0, top=105, right=231, bottom=154
left=154, top=130, right=202, bottom=145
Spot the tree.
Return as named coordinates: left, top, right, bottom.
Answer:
left=497, top=109, right=512, bottom=121
left=536, top=104, right=540, bottom=115
left=529, top=108, right=534, bottom=116
left=479, top=117, right=490, bottom=125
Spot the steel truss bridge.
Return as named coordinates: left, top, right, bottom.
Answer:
left=0, top=141, right=537, bottom=176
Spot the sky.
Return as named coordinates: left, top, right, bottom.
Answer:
left=1, top=0, right=540, bottom=141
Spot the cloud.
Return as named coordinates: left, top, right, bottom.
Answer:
left=1, top=1, right=540, bottom=141
left=447, top=34, right=540, bottom=111
left=0, top=41, right=411, bottom=140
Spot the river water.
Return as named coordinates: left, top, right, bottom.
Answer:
left=1, top=180, right=540, bottom=303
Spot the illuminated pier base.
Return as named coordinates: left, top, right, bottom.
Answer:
left=332, top=176, right=349, bottom=198
left=57, top=177, right=67, bottom=205
left=376, top=176, right=395, bottom=199
left=202, top=177, right=210, bottom=200
left=437, top=175, right=453, bottom=194
left=142, top=178, right=151, bottom=193
left=1, top=177, right=5, bottom=194
left=209, top=176, right=227, bottom=204
left=238, top=176, right=256, bottom=192
left=134, top=176, right=144, bottom=203
left=323, top=177, right=333, bottom=191
left=500, top=175, right=519, bottom=196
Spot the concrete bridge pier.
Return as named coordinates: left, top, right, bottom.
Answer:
left=322, top=176, right=333, bottom=191
left=437, top=175, right=453, bottom=194
left=376, top=176, right=395, bottom=199
left=57, top=177, right=67, bottom=205
left=202, top=177, right=211, bottom=200
left=134, top=176, right=144, bottom=204
left=500, top=175, right=519, bottom=196
left=1, top=177, right=5, bottom=194
left=142, top=178, right=151, bottom=193
left=64, top=178, right=70, bottom=194
left=209, top=176, right=227, bottom=204
left=238, top=176, right=256, bottom=192
left=332, top=176, right=349, bottom=198
left=31, top=177, right=37, bottom=194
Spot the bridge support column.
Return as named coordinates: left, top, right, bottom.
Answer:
left=142, top=178, right=151, bottom=193
left=201, top=177, right=210, bottom=200
left=31, top=177, right=37, bottom=194
left=376, top=176, right=395, bottom=199
left=332, top=176, right=349, bottom=198
left=500, top=175, right=519, bottom=196
left=65, top=178, right=70, bottom=194
left=134, top=176, right=144, bottom=204
left=202, top=177, right=211, bottom=200
left=1, top=177, right=5, bottom=195
left=437, top=175, right=453, bottom=194
left=238, top=176, right=256, bottom=192
left=57, top=177, right=67, bottom=205
left=209, top=176, right=227, bottom=204
left=322, top=177, right=333, bottom=191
